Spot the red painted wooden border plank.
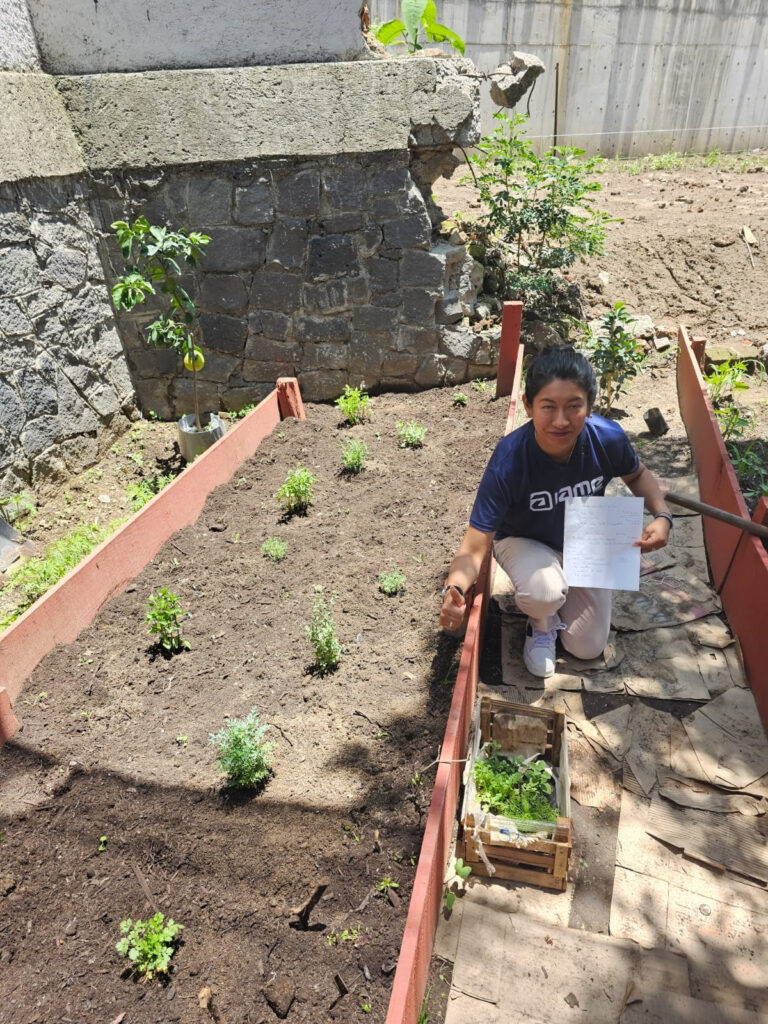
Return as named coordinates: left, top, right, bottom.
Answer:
left=0, top=385, right=292, bottom=723
left=676, top=328, right=768, bottom=731
left=496, top=301, right=522, bottom=399
left=386, top=342, right=526, bottom=1024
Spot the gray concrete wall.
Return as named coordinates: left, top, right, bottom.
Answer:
left=0, top=0, right=40, bottom=71
left=25, top=0, right=368, bottom=74
left=372, top=0, right=768, bottom=155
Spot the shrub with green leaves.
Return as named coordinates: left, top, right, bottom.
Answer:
left=340, top=438, right=368, bottom=474
left=468, top=112, right=610, bottom=300
left=275, top=464, right=316, bottom=515
left=208, top=708, right=273, bottom=789
left=145, top=587, right=190, bottom=653
left=116, top=912, right=183, bottom=979
left=453, top=391, right=468, bottom=407
left=582, top=302, right=646, bottom=415
left=375, top=0, right=465, bottom=55
left=397, top=420, right=427, bottom=449
left=378, top=567, right=406, bottom=595
left=306, top=587, right=342, bottom=672
left=261, top=536, right=288, bottom=561
left=474, top=744, right=558, bottom=824
left=335, top=385, right=371, bottom=425
left=0, top=490, right=36, bottom=531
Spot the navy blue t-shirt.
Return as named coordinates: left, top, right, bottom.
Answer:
left=469, top=415, right=639, bottom=549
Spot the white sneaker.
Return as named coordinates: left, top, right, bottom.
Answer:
left=523, top=619, right=564, bottom=678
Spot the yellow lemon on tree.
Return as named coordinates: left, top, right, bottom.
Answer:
left=183, top=347, right=204, bottom=372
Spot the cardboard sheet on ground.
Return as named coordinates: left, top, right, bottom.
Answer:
left=612, top=571, right=721, bottom=630
left=625, top=704, right=672, bottom=796
left=658, top=778, right=765, bottom=816
left=567, top=729, right=620, bottom=809
left=501, top=613, right=585, bottom=692
left=646, top=795, right=768, bottom=883
left=614, top=625, right=719, bottom=700
left=446, top=910, right=689, bottom=1024
left=682, top=689, right=768, bottom=790
left=686, top=615, right=734, bottom=650
left=616, top=790, right=767, bottom=911
left=671, top=720, right=768, bottom=799
left=563, top=495, right=643, bottom=590
left=621, top=992, right=768, bottom=1023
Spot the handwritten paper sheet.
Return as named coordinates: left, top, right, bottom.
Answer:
left=563, top=496, right=644, bottom=591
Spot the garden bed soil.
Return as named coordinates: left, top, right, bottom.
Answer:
left=0, top=385, right=508, bottom=1024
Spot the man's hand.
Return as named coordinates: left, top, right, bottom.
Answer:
left=440, top=585, right=466, bottom=632
left=635, top=516, right=671, bottom=553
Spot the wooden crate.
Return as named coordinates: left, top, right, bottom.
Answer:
left=456, top=696, right=573, bottom=892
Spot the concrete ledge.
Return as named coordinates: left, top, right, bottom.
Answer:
left=55, top=59, right=478, bottom=170
left=0, top=72, right=85, bottom=181
left=0, top=383, right=298, bottom=728
left=677, top=326, right=768, bottom=732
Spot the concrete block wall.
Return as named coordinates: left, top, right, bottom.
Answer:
left=372, top=0, right=768, bottom=155
left=96, top=152, right=495, bottom=417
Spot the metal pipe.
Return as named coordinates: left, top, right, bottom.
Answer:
left=665, top=491, right=768, bottom=541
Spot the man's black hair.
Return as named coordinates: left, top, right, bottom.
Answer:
left=524, top=345, right=597, bottom=408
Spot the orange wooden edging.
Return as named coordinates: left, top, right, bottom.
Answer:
left=676, top=328, right=768, bottom=731
left=0, top=378, right=304, bottom=745
left=386, top=344, right=526, bottom=1024
left=495, top=300, right=522, bottom=399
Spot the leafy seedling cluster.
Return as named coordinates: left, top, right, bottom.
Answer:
left=444, top=856, right=472, bottom=912
left=306, top=588, right=342, bottom=672
left=375, top=0, right=465, bottom=55
left=262, top=536, right=288, bottom=561
left=339, top=438, right=368, bottom=474
left=474, top=743, right=558, bottom=823
left=582, top=301, right=646, bottom=415
left=208, top=708, right=272, bottom=789
left=126, top=473, right=175, bottom=512
left=335, top=384, right=371, bottom=425
left=453, top=391, right=468, bottom=407
left=397, top=420, right=427, bottom=449
left=378, top=567, right=406, bottom=595
left=116, top=912, right=183, bottom=980
left=704, top=358, right=756, bottom=441
left=145, top=587, right=190, bottom=653
left=276, top=464, right=316, bottom=515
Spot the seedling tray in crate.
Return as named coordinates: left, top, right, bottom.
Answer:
left=456, top=696, right=572, bottom=891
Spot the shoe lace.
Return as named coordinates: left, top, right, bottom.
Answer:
left=531, top=622, right=566, bottom=647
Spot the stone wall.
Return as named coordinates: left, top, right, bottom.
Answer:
left=96, top=152, right=494, bottom=417
left=0, top=176, right=136, bottom=497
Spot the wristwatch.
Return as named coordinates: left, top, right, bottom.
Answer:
left=441, top=583, right=465, bottom=599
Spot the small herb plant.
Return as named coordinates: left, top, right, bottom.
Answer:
left=335, top=384, right=371, bottom=425
left=376, top=876, right=399, bottom=896
left=261, top=536, right=288, bottom=562
left=582, top=302, right=646, bottom=415
left=378, top=567, right=406, bottom=596
left=474, top=744, right=558, bottom=824
left=126, top=473, right=175, bottom=512
left=110, top=217, right=210, bottom=430
left=339, top=438, right=368, bottom=474
left=208, top=708, right=273, bottom=789
left=443, top=856, right=472, bottom=912
left=98, top=835, right=108, bottom=853
left=397, top=420, right=427, bottom=449
left=704, top=359, right=754, bottom=441
left=306, top=587, right=342, bottom=672
left=116, top=912, right=183, bottom=979
left=275, top=464, right=316, bottom=515
left=453, top=391, right=468, bottom=407
left=145, top=587, right=190, bottom=653
left=375, top=0, right=465, bottom=55
left=0, top=490, right=36, bottom=532
left=327, top=926, right=360, bottom=947
left=470, top=379, right=489, bottom=393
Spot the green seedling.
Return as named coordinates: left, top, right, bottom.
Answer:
left=452, top=391, right=468, bottom=406
left=359, top=996, right=372, bottom=1013
left=335, top=384, right=371, bottom=425
left=261, top=536, right=288, bottom=561
left=275, top=464, right=315, bottom=515
left=378, top=567, right=406, bottom=595
left=98, top=835, right=108, bottom=853
left=208, top=708, right=272, bottom=789
left=175, top=734, right=188, bottom=748
left=126, top=473, right=175, bottom=512
left=339, top=438, right=369, bottom=474
left=417, top=986, right=431, bottom=1024
left=474, top=743, right=558, bottom=823
left=145, top=587, right=190, bottom=653
left=397, top=420, right=427, bottom=449
left=582, top=302, right=646, bottom=415
left=116, top=912, right=183, bottom=980
left=470, top=379, right=489, bottom=393
left=306, top=587, right=342, bottom=672
left=327, top=926, right=359, bottom=947
left=231, top=403, right=256, bottom=419
left=376, top=876, right=399, bottom=896
left=444, top=856, right=472, bottom=911
left=0, top=490, right=36, bottom=532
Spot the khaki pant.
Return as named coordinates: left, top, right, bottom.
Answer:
left=494, top=535, right=612, bottom=661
